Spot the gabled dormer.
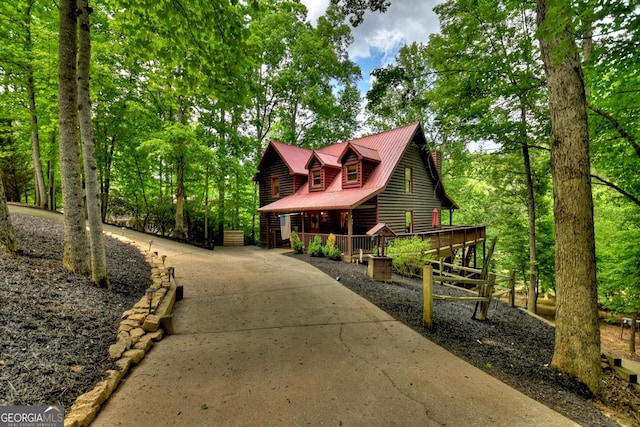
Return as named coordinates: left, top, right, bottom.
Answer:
left=339, top=143, right=381, bottom=189
left=305, top=151, right=340, bottom=192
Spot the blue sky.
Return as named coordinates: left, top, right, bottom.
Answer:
left=301, top=0, right=443, bottom=94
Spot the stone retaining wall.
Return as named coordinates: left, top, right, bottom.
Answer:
left=64, top=238, right=177, bottom=427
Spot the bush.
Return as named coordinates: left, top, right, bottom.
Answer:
left=290, top=231, right=304, bottom=253
left=387, top=236, right=434, bottom=277
left=326, top=245, right=342, bottom=260
left=308, top=235, right=324, bottom=257
left=322, top=233, right=343, bottom=260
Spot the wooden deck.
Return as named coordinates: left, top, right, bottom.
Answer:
left=300, top=225, right=486, bottom=262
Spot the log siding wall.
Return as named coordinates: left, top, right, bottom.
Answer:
left=378, top=143, right=440, bottom=234
left=259, top=149, right=303, bottom=247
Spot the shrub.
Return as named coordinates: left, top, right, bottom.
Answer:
left=387, top=236, right=434, bottom=277
left=321, top=233, right=342, bottom=260
left=290, top=231, right=303, bottom=253
left=308, top=235, right=324, bottom=257
left=326, top=245, right=342, bottom=261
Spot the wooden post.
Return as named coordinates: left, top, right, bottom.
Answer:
left=508, top=270, right=516, bottom=307
left=478, top=273, right=496, bottom=320
left=423, top=265, right=433, bottom=329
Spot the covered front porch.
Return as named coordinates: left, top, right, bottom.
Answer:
left=298, top=225, right=487, bottom=266
left=263, top=207, right=485, bottom=266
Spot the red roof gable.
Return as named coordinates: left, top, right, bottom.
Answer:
left=258, top=141, right=311, bottom=176
left=259, top=123, right=457, bottom=212
left=306, top=151, right=341, bottom=169
left=339, top=142, right=381, bottom=163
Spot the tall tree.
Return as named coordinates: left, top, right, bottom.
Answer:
left=0, top=174, right=17, bottom=252
left=58, top=0, right=90, bottom=275
left=336, top=0, right=602, bottom=394
left=78, top=0, right=110, bottom=288
left=23, top=0, right=47, bottom=208
left=536, top=0, right=601, bottom=395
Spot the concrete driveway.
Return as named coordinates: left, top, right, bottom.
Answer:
left=9, top=205, right=577, bottom=426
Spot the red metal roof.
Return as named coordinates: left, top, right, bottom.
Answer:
left=259, top=123, right=456, bottom=213
left=340, top=142, right=381, bottom=163
left=306, top=151, right=341, bottom=169
left=264, top=141, right=311, bottom=176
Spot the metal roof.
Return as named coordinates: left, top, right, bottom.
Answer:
left=306, top=151, right=341, bottom=169
left=259, top=123, right=457, bottom=212
left=341, top=142, right=381, bottom=163
left=263, top=141, right=311, bottom=176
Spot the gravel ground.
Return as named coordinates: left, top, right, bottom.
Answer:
left=0, top=214, right=150, bottom=409
left=1, top=213, right=638, bottom=426
left=296, top=253, right=640, bottom=427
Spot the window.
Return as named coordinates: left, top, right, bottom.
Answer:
left=405, top=167, right=413, bottom=193
left=343, top=163, right=360, bottom=188
left=346, top=164, right=359, bottom=182
left=311, top=170, right=322, bottom=188
left=271, top=177, right=280, bottom=197
left=405, top=210, right=414, bottom=233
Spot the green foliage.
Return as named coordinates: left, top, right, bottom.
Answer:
left=322, top=233, right=342, bottom=260
left=596, top=196, right=640, bottom=316
left=290, top=231, right=303, bottom=253
left=387, top=236, right=433, bottom=277
left=308, top=235, right=324, bottom=257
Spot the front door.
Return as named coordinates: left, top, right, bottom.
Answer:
left=309, top=211, right=320, bottom=233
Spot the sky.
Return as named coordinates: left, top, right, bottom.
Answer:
left=301, top=0, right=443, bottom=94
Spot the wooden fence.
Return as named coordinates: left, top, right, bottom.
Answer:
left=421, top=261, right=515, bottom=329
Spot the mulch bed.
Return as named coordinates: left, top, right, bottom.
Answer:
left=0, top=214, right=150, bottom=409
left=296, top=254, right=640, bottom=427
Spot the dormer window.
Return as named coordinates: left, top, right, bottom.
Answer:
left=311, top=170, right=322, bottom=189
left=343, top=162, right=360, bottom=188
left=346, top=164, right=358, bottom=182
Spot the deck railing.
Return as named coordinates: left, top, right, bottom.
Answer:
left=301, top=225, right=486, bottom=258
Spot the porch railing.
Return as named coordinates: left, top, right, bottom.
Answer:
left=300, top=225, right=486, bottom=258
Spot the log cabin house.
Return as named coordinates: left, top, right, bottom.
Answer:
left=256, top=123, right=486, bottom=264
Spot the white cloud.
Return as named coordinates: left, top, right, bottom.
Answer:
left=300, top=0, right=443, bottom=93
left=346, top=0, right=441, bottom=60
left=302, top=0, right=330, bottom=25
left=300, top=0, right=441, bottom=59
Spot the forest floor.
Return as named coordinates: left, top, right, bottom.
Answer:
left=296, top=254, right=640, bottom=427
left=1, top=213, right=639, bottom=426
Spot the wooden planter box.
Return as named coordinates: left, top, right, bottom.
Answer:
left=367, top=255, right=393, bottom=283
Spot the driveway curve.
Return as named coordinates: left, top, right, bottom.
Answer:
left=9, top=205, right=577, bottom=426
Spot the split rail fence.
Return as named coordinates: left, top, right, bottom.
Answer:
left=421, top=260, right=516, bottom=329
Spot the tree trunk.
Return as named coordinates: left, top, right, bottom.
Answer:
left=630, top=312, right=637, bottom=354
left=0, top=175, right=17, bottom=252
left=172, top=105, right=187, bottom=240
left=24, top=1, right=47, bottom=209
left=27, top=73, right=47, bottom=209
left=536, top=0, right=601, bottom=395
left=173, top=149, right=187, bottom=239
left=58, top=0, right=90, bottom=275
left=218, top=177, right=225, bottom=245
left=521, top=102, right=538, bottom=313
left=78, top=0, right=110, bottom=288
left=204, top=162, right=210, bottom=245
left=101, top=136, right=114, bottom=221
